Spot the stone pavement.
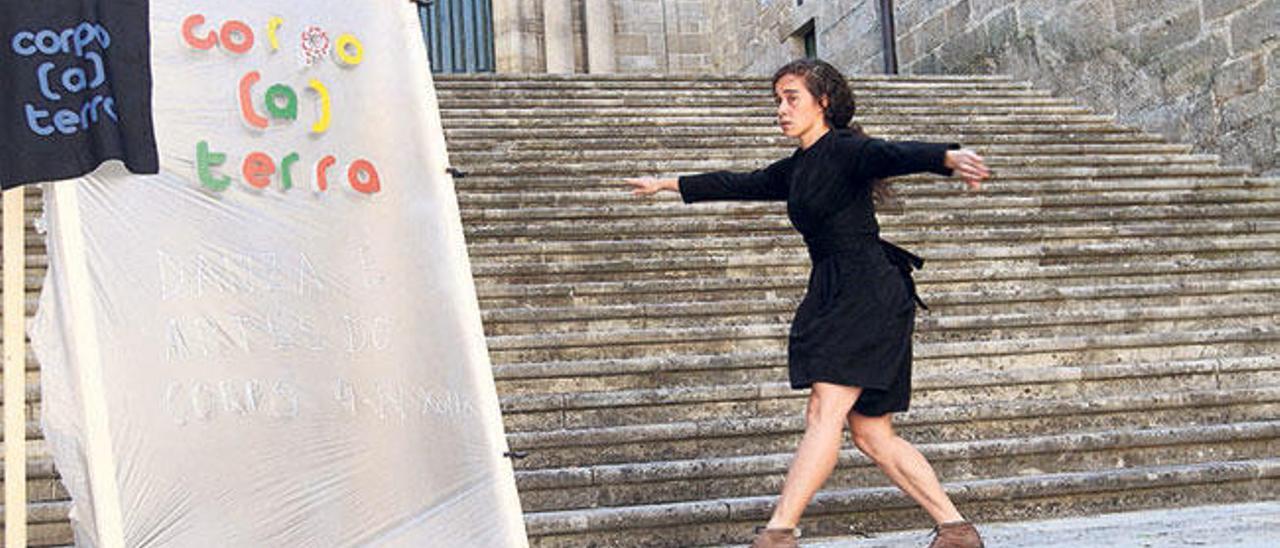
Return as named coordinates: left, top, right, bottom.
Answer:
left=801, top=501, right=1280, bottom=547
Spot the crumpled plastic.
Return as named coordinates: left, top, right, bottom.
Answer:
left=29, top=2, right=527, bottom=546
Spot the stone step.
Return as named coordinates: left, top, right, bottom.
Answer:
left=515, top=421, right=1280, bottom=513
left=473, top=254, right=1280, bottom=291
left=432, top=76, right=1029, bottom=89
left=460, top=189, right=1277, bottom=223
left=0, top=404, right=44, bottom=441
left=443, top=125, right=1152, bottom=141
left=436, top=93, right=1078, bottom=106
left=485, top=304, right=1278, bottom=364
left=459, top=154, right=1223, bottom=177
left=463, top=203, right=1280, bottom=243
left=475, top=269, right=1280, bottom=310
left=439, top=106, right=1100, bottom=120
left=455, top=175, right=1271, bottom=205
left=488, top=321, right=1278, bottom=368
left=466, top=218, right=1280, bottom=257
left=521, top=457, right=1280, bottom=546
left=0, top=294, right=41, bottom=320
left=450, top=145, right=1199, bottom=165
left=453, top=166, right=1256, bottom=192
left=505, top=384, right=1280, bottom=469
left=0, top=441, right=65, bottom=504
left=475, top=139, right=1191, bottom=157
left=442, top=114, right=1122, bottom=129
left=435, top=88, right=1054, bottom=103
left=440, top=115, right=1126, bottom=131
left=451, top=130, right=1175, bottom=149
left=468, top=235, right=1280, bottom=284
left=432, top=74, right=1022, bottom=88
left=479, top=288, right=1280, bottom=337
left=799, top=501, right=1280, bottom=548
left=0, top=500, right=74, bottom=546
left=464, top=161, right=1236, bottom=179
left=0, top=369, right=44, bottom=404
left=491, top=337, right=1276, bottom=396
left=499, top=354, right=1280, bottom=434
left=15, top=244, right=1264, bottom=303
left=438, top=100, right=1080, bottom=113
left=465, top=233, right=1280, bottom=269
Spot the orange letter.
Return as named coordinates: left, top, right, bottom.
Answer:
left=315, top=155, right=336, bottom=192
left=181, top=15, right=217, bottom=50
left=220, top=20, right=254, bottom=54
left=238, top=71, right=268, bottom=129
left=348, top=159, right=380, bottom=194
left=242, top=152, right=275, bottom=189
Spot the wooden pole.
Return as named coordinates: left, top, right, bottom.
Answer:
left=4, top=185, right=28, bottom=548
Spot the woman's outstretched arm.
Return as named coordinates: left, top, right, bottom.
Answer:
left=625, top=156, right=795, bottom=202
left=625, top=177, right=679, bottom=196
left=855, top=138, right=990, bottom=190
left=943, top=148, right=990, bottom=190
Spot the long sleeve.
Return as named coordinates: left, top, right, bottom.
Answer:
left=854, top=138, right=961, bottom=180
left=678, top=156, right=794, bottom=203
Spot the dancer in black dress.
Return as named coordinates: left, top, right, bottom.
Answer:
left=626, top=59, right=991, bottom=548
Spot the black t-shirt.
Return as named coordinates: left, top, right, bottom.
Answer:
left=1, top=0, right=158, bottom=189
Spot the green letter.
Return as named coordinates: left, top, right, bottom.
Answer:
left=280, top=152, right=299, bottom=190
left=197, top=141, right=230, bottom=191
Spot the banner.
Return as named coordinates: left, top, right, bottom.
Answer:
left=0, top=0, right=159, bottom=189
left=29, top=1, right=528, bottom=546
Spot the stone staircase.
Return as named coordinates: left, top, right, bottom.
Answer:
left=435, top=74, right=1280, bottom=547
left=2, top=73, right=1278, bottom=546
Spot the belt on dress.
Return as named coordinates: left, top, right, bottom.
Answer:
left=878, top=238, right=928, bottom=310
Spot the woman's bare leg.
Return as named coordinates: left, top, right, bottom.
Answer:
left=765, top=382, right=862, bottom=529
left=847, top=410, right=964, bottom=524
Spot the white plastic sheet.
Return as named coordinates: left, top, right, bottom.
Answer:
left=29, top=2, right=527, bottom=546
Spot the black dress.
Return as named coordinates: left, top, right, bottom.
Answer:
left=679, top=129, right=960, bottom=416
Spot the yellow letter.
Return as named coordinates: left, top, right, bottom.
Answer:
left=335, top=33, right=364, bottom=66
left=267, top=17, right=283, bottom=51
left=308, top=79, right=331, bottom=134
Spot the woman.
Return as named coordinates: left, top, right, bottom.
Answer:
left=625, top=59, right=991, bottom=548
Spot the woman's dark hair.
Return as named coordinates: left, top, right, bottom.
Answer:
left=772, top=59, right=895, bottom=205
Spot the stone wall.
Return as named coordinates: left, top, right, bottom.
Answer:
left=706, top=0, right=884, bottom=75
left=492, top=0, right=717, bottom=73
left=490, top=0, right=1275, bottom=174
left=895, top=0, right=1277, bottom=175
left=614, top=0, right=715, bottom=72
left=702, top=0, right=1277, bottom=176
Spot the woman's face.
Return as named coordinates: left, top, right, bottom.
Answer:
left=773, top=73, right=829, bottom=140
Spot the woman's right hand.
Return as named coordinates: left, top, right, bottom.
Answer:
left=624, top=177, right=678, bottom=197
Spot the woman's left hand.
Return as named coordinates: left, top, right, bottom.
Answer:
left=945, top=149, right=990, bottom=191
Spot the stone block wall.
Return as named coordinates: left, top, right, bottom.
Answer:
left=706, top=0, right=884, bottom=75
left=892, top=0, right=1277, bottom=175
left=699, top=0, right=1276, bottom=175
left=493, top=0, right=717, bottom=73
left=613, top=0, right=715, bottom=72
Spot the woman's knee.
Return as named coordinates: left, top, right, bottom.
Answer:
left=849, top=415, right=896, bottom=460
left=804, top=383, right=860, bottom=428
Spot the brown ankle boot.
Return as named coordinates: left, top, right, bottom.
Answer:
left=750, top=526, right=800, bottom=548
left=927, top=521, right=983, bottom=548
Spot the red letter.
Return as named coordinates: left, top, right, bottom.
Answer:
left=220, top=20, right=254, bottom=54
left=242, top=152, right=276, bottom=189
left=181, top=15, right=217, bottom=50
left=238, top=71, right=268, bottom=129
left=315, top=155, right=336, bottom=192
left=348, top=159, right=381, bottom=194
